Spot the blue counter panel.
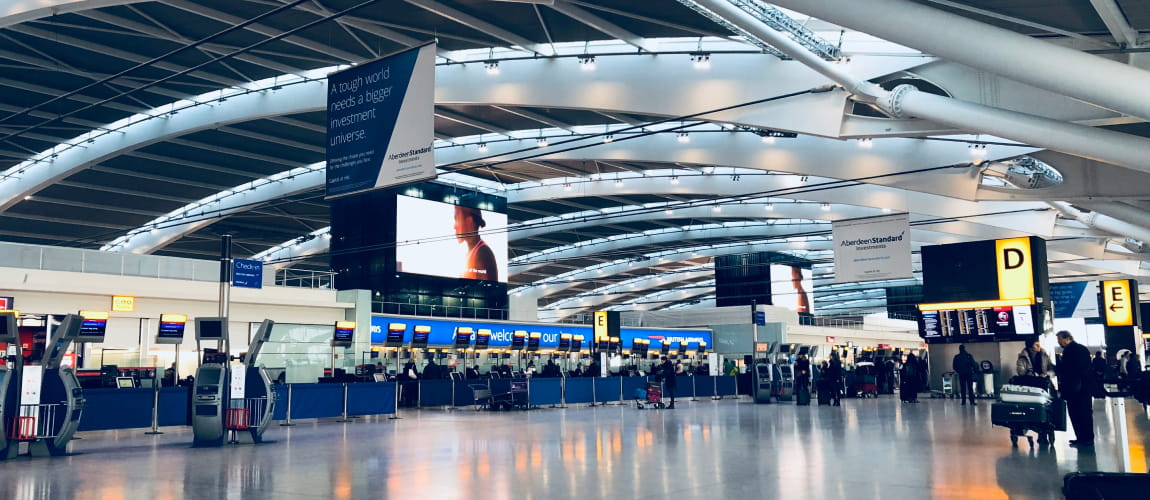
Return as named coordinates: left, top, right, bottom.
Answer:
left=716, top=376, right=738, bottom=396
left=594, top=377, right=622, bottom=403
left=288, top=384, right=344, bottom=419
left=419, top=380, right=454, bottom=407
left=347, top=382, right=396, bottom=416
left=157, top=387, right=190, bottom=427
left=563, top=378, right=594, bottom=404
left=528, top=378, right=562, bottom=406
left=79, top=388, right=153, bottom=431
left=273, top=385, right=289, bottom=420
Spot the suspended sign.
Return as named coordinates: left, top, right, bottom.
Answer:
left=831, top=213, right=913, bottom=283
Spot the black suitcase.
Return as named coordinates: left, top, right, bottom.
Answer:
left=1050, top=398, right=1067, bottom=431
left=796, top=386, right=811, bottom=406
left=991, top=401, right=1050, bottom=426
left=1064, top=472, right=1150, bottom=499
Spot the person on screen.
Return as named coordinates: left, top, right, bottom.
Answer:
left=454, top=206, right=499, bottom=281
left=790, top=266, right=811, bottom=314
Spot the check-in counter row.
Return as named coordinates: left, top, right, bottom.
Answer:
left=78, top=375, right=740, bottom=430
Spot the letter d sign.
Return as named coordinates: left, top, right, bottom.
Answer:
left=995, top=237, right=1035, bottom=302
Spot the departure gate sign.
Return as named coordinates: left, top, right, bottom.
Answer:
left=1102, top=279, right=1135, bottom=327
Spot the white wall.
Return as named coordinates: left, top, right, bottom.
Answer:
left=1, top=267, right=353, bottom=376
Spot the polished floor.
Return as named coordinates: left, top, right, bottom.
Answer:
left=0, top=396, right=1147, bottom=500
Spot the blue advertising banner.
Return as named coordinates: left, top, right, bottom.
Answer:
left=232, top=259, right=263, bottom=289
left=369, top=315, right=711, bottom=350
left=326, top=42, right=437, bottom=198
left=1050, top=281, right=1099, bottom=318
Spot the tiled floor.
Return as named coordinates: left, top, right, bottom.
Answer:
left=0, top=396, right=1146, bottom=499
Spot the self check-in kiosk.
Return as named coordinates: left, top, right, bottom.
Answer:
left=192, top=317, right=229, bottom=446
left=231, top=319, right=276, bottom=444
left=2, top=313, right=86, bottom=458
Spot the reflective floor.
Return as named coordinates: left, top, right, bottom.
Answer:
left=0, top=397, right=1147, bottom=499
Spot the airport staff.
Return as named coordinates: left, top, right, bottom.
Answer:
left=1056, top=331, right=1095, bottom=447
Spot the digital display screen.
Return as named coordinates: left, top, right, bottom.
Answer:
left=0, top=312, right=17, bottom=342
left=475, top=330, right=491, bottom=349
left=526, top=333, right=541, bottom=352
left=386, top=323, right=406, bottom=346
left=198, top=368, right=222, bottom=385
left=157, top=314, right=186, bottom=341
left=920, top=305, right=1037, bottom=343
left=394, top=195, right=509, bottom=283
left=333, top=322, right=355, bottom=344
left=659, top=342, right=669, bottom=354
left=455, top=328, right=474, bottom=348
left=510, top=331, right=526, bottom=350
left=571, top=337, right=582, bottom=352
left=197, top=319, right=224, bottom=339
left=78, top=317, right=108, bottom=340
left=770, top=264, right=814, bottom=313
left=412, top=326, right=431, bottom=347
left=116, top=377, right=135, bottom=389
left=557, top=334, right=571, bottom=352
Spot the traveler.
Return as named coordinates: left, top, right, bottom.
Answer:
left=826, top=351, right=844, bottom=407
left=1056, top=331, right=1095, bottom=447
left=400, top=359, right=420, bottom=407
left=794, top=354, right=812, bottom=393
left=1015, top=339, right=1053, bottom=378
left=659, top=356, right=677, bottom=409
left=542, top=358, right=561, bottom=378
left=952, top=345, right=978, bottom=406
left=900, top=354, right=921, bottom=403
left=423, top=358, right=442, bottom=380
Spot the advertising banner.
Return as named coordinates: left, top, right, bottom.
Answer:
left=394, top=195, right=508, bottom=282
left=326, top=42, right=436, bottom=198
left=1050, top=281, right=1100, bottom=318
left=831, top=213, right=912, bottom=283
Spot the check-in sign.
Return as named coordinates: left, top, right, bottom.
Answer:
left=1102, top=279, right=1133, bottom=326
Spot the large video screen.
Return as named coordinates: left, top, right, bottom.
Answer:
left=395, top=195, right=508, bottom=283
left=770, top=265, right=814, bottom=313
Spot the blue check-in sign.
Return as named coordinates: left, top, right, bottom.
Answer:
left=233, top=259, right=264, bottom=289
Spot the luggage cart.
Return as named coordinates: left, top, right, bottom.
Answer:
left=469, top=384, right=492, bottom=411
left=934, top=372, right=956, bottom=399
left=635, top=382, right=665, bottom=410
left=491, top=381, right=528, bottom=411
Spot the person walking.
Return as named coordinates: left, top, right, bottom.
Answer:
left=1056, top=331, right=1095, bottom=447
left=900, top=353, right=921, bottom=403
left=952, top=345, right=979, bottom=406
left=659, top=356, right=677, bottom=409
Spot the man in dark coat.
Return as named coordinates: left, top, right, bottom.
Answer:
left=952, top=345, right=978, bottom=406
left=660, top=356, right=677, bottom=409
left=1056, top=331, right=1095, bottom=446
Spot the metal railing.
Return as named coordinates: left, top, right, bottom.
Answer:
left=274, top=269, right=336, bottom=289
left=8, top=404, right=62, bottom=440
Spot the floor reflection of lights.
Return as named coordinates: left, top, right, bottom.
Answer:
left=0, top=398, right=1146, bottom=499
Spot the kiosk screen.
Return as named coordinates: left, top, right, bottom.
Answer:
left=557, top=334, right=571, bottom=352
left=77, top=310, right=109, bottom=342
left=526, top=332, right=541, bottom=352
left=412, top=325, right=431, bottom=348
left=510, top=331, right=527, bottom=350
left=333, top=321, right=355, bottom=345
left=115, top=377, right=136, bottom=389
left=156, top=314, right=187, bottom=343
left=475, top=329, right=491, bottom=349
left=571, top=337, right=583, bottom=352
left=196, top=317, right=227, bottom=341
left=0, top=311, right=17, bottom=343
left=386, top=323, right=406, bottom=346
left=454, top=327, right=474, bottom=348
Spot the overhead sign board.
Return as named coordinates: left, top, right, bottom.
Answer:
left=1102, top=279, right=1134, bottom=327
left=232, top=259, right=264, bottom=289
left=326, top=42, right=437, bottom=198
left=831, top=213, right=913, bottom=283
left=112, top=295, right=135, bottom=312
left=995, top=237, right=1035, bottom=303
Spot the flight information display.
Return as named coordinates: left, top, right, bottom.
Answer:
left=920, top=305, right=1036, bottom=343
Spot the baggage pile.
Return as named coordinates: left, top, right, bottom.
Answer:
left=990, top=375, right=1065, bottom=448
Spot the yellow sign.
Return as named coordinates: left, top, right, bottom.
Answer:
left=1102, top=279, right=1134, bottom=326
left=160, top=313, right=187, bottom=323
left=593, top=311, right=608, bottom=341
left=995, top=237, right=1035, bottom=303
left=111, top=295, right=135, bottom=312
left=79, top=310, right=109, bottom=320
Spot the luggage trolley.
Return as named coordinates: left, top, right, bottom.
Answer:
left=991, top=376, right=1065, bottom=448
left=635, top=381, right=665, bottom=409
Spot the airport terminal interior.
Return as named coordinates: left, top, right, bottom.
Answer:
left=2, top=0, right=1150, bottom=498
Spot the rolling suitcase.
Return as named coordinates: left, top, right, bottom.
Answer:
left=796, top=386, right=811, bottom=406
left=991, top=401, right=1050, bottom=426
left=817, top=381, right=831, bottom=406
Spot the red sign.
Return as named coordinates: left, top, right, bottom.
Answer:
left=825, top=336, right=837, bottom=344
left=0, top=296, right=12, bottom=309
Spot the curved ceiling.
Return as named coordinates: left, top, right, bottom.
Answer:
left=2, top=0, right=1150, bottom=319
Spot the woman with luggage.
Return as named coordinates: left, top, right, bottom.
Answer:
left=900, top=353, right=921, bottom=403
left=826, top=351, right=844, bottom=406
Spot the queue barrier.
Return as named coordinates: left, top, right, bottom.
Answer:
left=57, top=376, right=740, bottom=433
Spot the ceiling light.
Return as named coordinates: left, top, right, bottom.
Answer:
left=761, top=135, right=776, bottom=145
left=537, top=137, right=548, bottom=148
left=670, top=176, right=680, bottom=185
left=690, top=52, right=711, bottom=70
left=765, top=203, right=774, bottom=211
left=665, top=207, right=674, bottom=215
left=615, top=178, right=624, bottom=186
left=23, top=195, right=32, bottom=200
left=712, top=205, right=722, bottom=213
left=603, top=134, right=614, bottom=144
left=968, top=143, right=988, bottom=158
left=678, top=132, right=690, bottom=144
left=477, top=142, right=488, bottom=153
left=857, top=138, right=873, bottom=149
left=563, top=182, right=572, bottom=191
left=578, top=55, right=596, bottom=71
left=881, top=207, right=892, bottom=213
left=821, top=203, right=831, bottom=211
left=484, top=60, right=500, bottom=75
